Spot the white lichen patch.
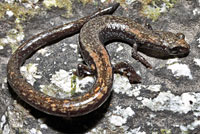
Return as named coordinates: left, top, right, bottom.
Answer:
left=146, top=85, right=161, bottom=92
left=194, top=58, right=200, bottom=67
left=113, top=74, right=161, bottom=97
left=20, top=63, right=42, bottom=85
left=1, top=28, right=24, bottom=46
left=196, top=37, right=200, bottom=48
left=159, top=3, right=167, bottom=13
left=125, top=127, right=146, bottom=134
left=109, top=106, right=135, bottom=126
left=40, top=69, right=94, bottom=98
left=30, top=128, right=42, bottom=134
left=6, top=104, right=25, bottom=132
left=1, top=38, right=8, bottom=45
left=40, top=84, right=59, bottom=98
left=113, top=74, right=142, bottom=97
left=166, top=58, right=179, bottom=65
left=4, top=0, right=15, bottom=4
left=0, top=115, right=7, bottom=130
left=193, top=111, right=200, bottom=117
left=141, top=91, right=200, bottom=114
left=0, top=45, right=3, bottom=50
left=69, top=43, right=78, bottom=53
left=109, top=115, right=126, bottom=126
left=77, top=76, right=95, bottom=89
left=116, top=44, right=124, bottom=52
left=6, top=10, right=14, bottom=17
left=193, top=8, right=200, bottom=16
left=51, top=70, right=67, bottom=90
left=2, top=124, right=10, bottom=134
left=100, top=0, right=107, bottom=3
left=31, top=0, right=40, bottom=4
left=38, top=47, right=48, bottom=55
left=44, top=52, right=51, bottom=57
left=40, top=124, right=48, bottom=129
left=49, top=70, right=76, bottom=95
left=167, top=62, right=192, bottom=79
left=51, top=69, right=94, bottom=92
left=125, top=0, right=136, bottom=5
left=113, top=74, right=132, bottom=93
left=0, top=22, right=24, bottom=52
left=101, top=0, right=136, bottom=5
left=180, top=119, right=200, bottom=132
left=42, top=0, right=72, bottom=17
left=186, top=119, right=200, bottom=130
left=43, top=0, right=57, bottom=7
left=180, top=125, right=188, bottom=133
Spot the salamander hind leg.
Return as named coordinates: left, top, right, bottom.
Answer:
left=74, top=63, right=96, bottom=77
left=132, top=43, right=152, bottom=69
left=114, top=62, right=141, bottom=84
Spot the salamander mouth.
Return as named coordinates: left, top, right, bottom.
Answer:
left=169, top=47, right=190, bottom=57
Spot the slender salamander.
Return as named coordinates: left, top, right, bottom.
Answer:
left=7, top=3, right=190, bottom=117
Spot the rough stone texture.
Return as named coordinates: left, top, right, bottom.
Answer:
left=0, top=0, right=200, bottom=134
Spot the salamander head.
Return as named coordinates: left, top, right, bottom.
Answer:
left=162, top=32, right=190, bottom=58
left=139, top=31, right=190, bottom=59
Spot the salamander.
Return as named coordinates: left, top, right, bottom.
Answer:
left=7, top=3, right=190, bottom=117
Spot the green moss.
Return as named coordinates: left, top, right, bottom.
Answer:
left=0, top=5, right=5, bottom=18
left=71, top=74, right=77, bottom=95
left=40, top=84, right=61, bottom=97
left=141, top=0, right=178, bottom=21
left=99, top=0, right=133, bottom=7
left=9, top=43, right=19, bottom=53
left=142, top=5, right=161, bottom=21
left=0, top=3, right=37, bottom=20
left=0, top=23, right=24, bottom=53
left=43, top=0, right=73, bottom=17
left=17, top=129, right=29, bottom=134
left=78, top=0, right=95, bottom=5
left=40, top=73, right=77, bottom=97
left=160, top=129, right=171, bottom=134
left=0, top=2, right=38, bottom=52
left=163, top=0, right=177, bottom=8
left=0, top=39, right=6, bottom=47
left=181, top=131, right=189, bottom=134
left=6, top=24, right=24, bottom=53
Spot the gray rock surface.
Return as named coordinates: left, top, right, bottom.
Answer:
left=0, top=0, right=200, bottom=134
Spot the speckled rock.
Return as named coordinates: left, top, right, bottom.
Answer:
left=0, top=0, right=200, bottom=134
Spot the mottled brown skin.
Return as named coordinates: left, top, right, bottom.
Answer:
left=7, top=3, right=190, bottom=117
left=79, top=15, right=189, bottom=70
left=7, top=4, right=120, bottom=117
left=78, top=15, right=190, bottom=116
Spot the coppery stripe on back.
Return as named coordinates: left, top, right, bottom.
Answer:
left=7, top=4, right=119, bottom=117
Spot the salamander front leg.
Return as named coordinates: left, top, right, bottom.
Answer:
left=114, top=62, right=141, bottom=84
left=74, top=63, right=95, bottom=77
left=132, top=43, right=152, bottom=69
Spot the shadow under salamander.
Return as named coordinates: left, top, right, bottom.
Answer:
left=8, top=83, right=112, bottom=133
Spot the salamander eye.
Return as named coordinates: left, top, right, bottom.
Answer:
left=176, top=33, right=185, bottom=39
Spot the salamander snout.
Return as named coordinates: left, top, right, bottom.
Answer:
left=169, top=44, right=190, bottom=58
